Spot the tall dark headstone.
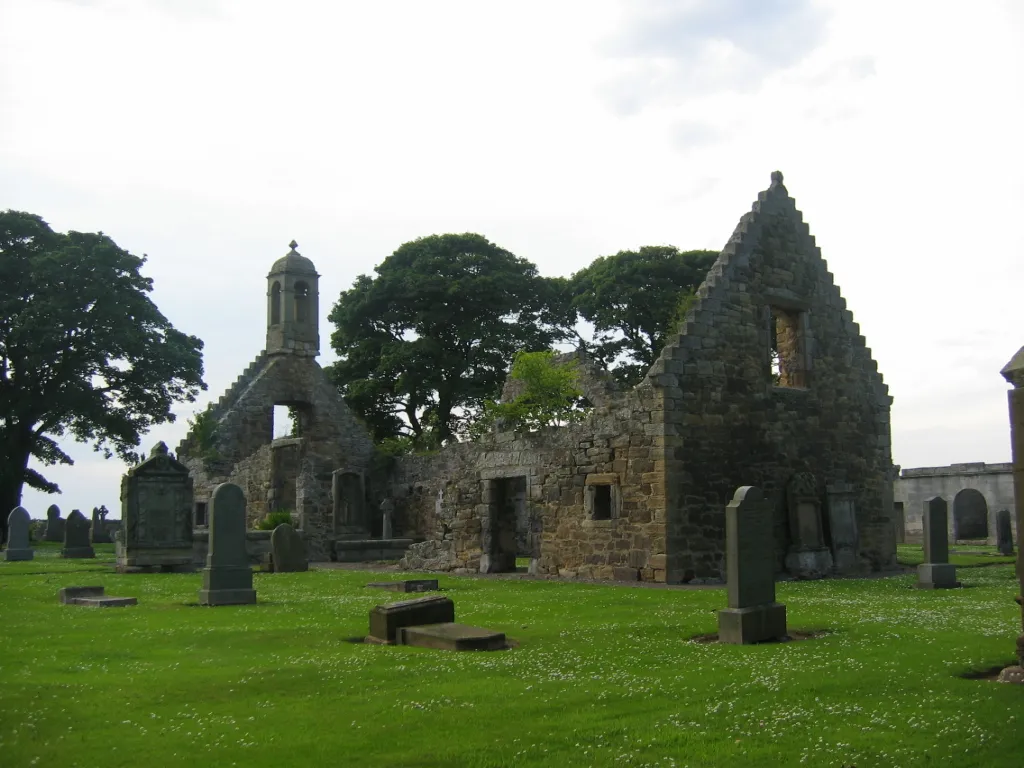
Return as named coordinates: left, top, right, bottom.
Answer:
left=998, top=345, right=1024, bottom=682
left=270, top=523, right=307, bottom=573
left=783, top=472, right=833, bottom=579
left=44, top=504, right=65, bottom=542
left=118, top=442, right=194, bottom=572
left=198, top=483, right=256, bottom=606
left=718, top=486, right=787, bottom=644
left=5, top=506, right=34, bottom=561
left=61, top=509, right=95, bottom=559
left=996, top=510, right=1014, bottom=556
left=917, top=496, right=958, bottom=589
left=826, top=482, right=862, bottom=574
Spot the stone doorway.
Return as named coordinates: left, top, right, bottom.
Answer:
left=481, top=476, right=529, bottom=573
left=953, top=488, right=988, bottom=540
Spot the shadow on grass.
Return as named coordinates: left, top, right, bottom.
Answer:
left=688, top=629, right=833, bottom=645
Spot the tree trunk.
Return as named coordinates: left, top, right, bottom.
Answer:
left=0, top=435, right=33, bottom=546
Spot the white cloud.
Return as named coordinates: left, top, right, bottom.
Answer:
left=1, top=0, right=1021, bottom=516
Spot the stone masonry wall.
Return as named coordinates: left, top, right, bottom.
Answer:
left=647, top=173, right=894, bottom=581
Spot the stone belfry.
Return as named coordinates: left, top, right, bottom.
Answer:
left=266, top=240, right=320, bottom=356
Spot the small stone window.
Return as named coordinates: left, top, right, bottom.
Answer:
left=584, top=474, right=621, bottom=523
left=769, top=305, right=808, bottom=388
left=194, top=501, right=208, bottom=527
left=294, top=281, right=310, bottom=324
left=270, top=281, right=281, bottom=325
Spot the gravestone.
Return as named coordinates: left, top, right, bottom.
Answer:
left=381, top=498, right=394, bottom=540
left=198, top=483, right=256, bottom=606
left=118, top=441, right=194, bottom=572
left=717, top=486, right=787, bottom=644
left=996, top=509, right=1014, bottom=556
left=367, top=579, right=439, bottom=593
left=783, top=472, right=833, bottom=579
left=270, top=523, right=307, bottom=572
left=5, top=506, right=34, bottom=561
left=367, top=595, right=455, bottom=643
left=917, top=496, right=959, bottom=589
left=91, top=506, right=112, bottom=544
left=396, top=623, right=507, bottom=651
left=826, top=482, right=861, bottom=574
left=61, top=510, right=95, bottom=558
left=44, top=504, right=65, bottom=542
left=59, top=586, right=137, bottom=607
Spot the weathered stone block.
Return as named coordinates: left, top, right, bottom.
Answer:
left=916, top=563, right=959, bottom=590
left=366, top=579, right=439, bottom=593
left=368, top=595, right=455, bottom=644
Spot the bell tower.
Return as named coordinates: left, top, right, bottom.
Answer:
left=266, top=240, right=320, bottom=356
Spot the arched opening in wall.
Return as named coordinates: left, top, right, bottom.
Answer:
left=270, top=281, right=281, bottom=325
left=272, top=404, right=295, bottom=439
left=953, top=488, right=988, bottom=540
left=294, top=281, right=309, bottom=324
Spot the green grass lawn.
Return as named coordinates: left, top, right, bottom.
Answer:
left=1, top=545, right=1022, bottom=768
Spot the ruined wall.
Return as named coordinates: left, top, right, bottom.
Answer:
left=396, top=353, right=671, bottom=580
left=895, top=463, right=1016, bottom=544
left=177, top=354, right=375, bottom=561
left=648, top=173, right=894, bottom=581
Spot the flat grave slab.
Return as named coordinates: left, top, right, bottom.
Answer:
left=366, top=579, right=439, bottom=593
left=396, top=622, right=507, bottom=651
left=58, top=586, right=137, bottom=608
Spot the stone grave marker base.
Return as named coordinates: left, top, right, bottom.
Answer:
left=784, top=548, right=832, bottom=580
left=198, top=587, right=257, bottom=606
left=916, top=563, right=960, bottom=589
left=396, top=623, right=507, bottom=651
left=718, top=603, right=788, bottom=644
left=368, top=595, right=455, bottom=643
left=61, top=546, right=96, bottom=559
left=997, top=666, right=1024, bottom=684
left=5, top=548, right=33, bottom=562
left=59, top=586, right=137, bottom=607
left=366, top=579, right=439, bottom=593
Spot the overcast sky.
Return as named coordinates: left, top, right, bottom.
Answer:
left=2, top=0, right=1022, bottom=518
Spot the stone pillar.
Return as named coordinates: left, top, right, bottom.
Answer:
left=381, top=498, right=394, bottom=540
left=998, top=346, right=1024, bottom=682
left=718, top=486, right=787, bottom=644
left=917, top=497, right=959, bottom=589
left=784, top=472, right=833, bottom=579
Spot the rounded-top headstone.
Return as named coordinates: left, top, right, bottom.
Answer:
left=730, top=486, right=764, bottom=504
left=47, top=504, right=60, bottom=520
left=6, top=506, right=31, bottom=548
left=208, top=483, right=248, bottom=567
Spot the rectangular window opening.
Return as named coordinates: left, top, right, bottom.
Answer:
left=194, top=501, right=208, bottom=527
left=770, top=305, right=807, bottom=388
left=593, top=485, right=612, bottom=521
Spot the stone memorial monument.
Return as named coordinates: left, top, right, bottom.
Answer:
left=784, top=472, right=833, bottom=579
left=270, top=523, right=308, bottom=573
left=916, top=496, right=959, bottom=589
left=43, top=504, right=64, bottom=542
left=61, top=509, right=95, bottom=559
left=198, top=483, right=256, bottom=606
left=5, top=506, right=34, bottom=561
left=998, top=346, right=1024, bottom=683
left=996, top=509, right=1014, bottom=557
left=91, top=506, right=112, bottom=544
left=718, top=486, right=788, bottom=644
left=118, top=441, right=194, bottom=572
left=826, top=481, right=861, bottom=574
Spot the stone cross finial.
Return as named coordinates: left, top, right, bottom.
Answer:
left=289, top=240, right=299, bottom=251
left=770, top=170, right=784, bottom=186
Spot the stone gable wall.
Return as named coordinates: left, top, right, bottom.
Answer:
left=647, top=176, right=894, bottom=581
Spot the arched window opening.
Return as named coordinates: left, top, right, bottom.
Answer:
left=270, top=281, right=282, bottom=325
left=294, top=281, right=309, bottom=324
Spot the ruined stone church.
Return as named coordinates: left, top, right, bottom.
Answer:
left=177, top=172, right=897, bottom=582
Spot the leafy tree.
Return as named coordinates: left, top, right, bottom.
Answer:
left=471, top=350, right=589, bottom=438
left=570, top=246, right=718, bottom=386
left=0, top=211, right=206, bottom=538
left=327, top=233, right=562, bottom=446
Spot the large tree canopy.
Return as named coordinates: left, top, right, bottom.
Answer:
left=327, top=233, right=562, bottom=447
left=570, top=246, right=718, bottom=386
left=0, top=211, right=206, bottom=534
